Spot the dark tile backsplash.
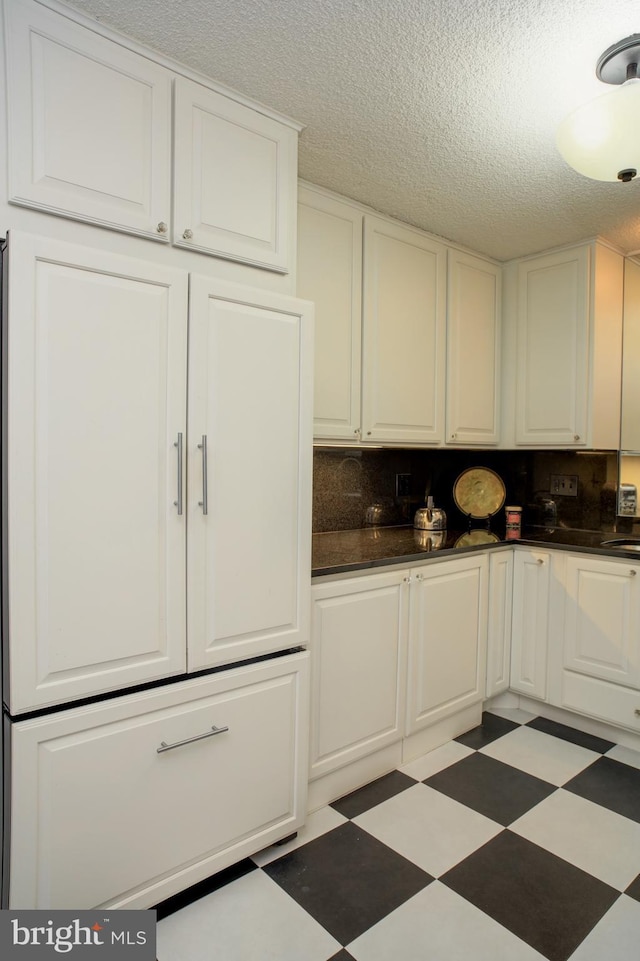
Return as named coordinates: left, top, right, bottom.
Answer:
left=313, top=447, right=620, bottom=534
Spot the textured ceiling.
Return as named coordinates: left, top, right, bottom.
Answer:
left=66, top=0, right=640, bottom=261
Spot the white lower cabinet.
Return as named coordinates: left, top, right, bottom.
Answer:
left=8, top=651, right=310, bottom=910
left=310, top=555, right=488, bottom=778
left=309, top=570, right=409, bottom=779
left=486, top=550, right=513, bottom=697
left=406, top=555, right=488, bottom=733
left=553, top=553, right=640, bottom=733
left=509, top=548, right=551, bottom=700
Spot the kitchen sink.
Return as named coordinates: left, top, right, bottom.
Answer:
left=600, top=538, right=640, bottom=552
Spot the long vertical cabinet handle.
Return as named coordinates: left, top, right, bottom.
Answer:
left=173, top=432, right=183, bottom=515
left=198, top=434, right=208, bottom=514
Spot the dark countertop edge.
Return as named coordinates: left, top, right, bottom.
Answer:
left=311, top=530, right=639, bottom=578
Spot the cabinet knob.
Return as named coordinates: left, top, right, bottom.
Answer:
left=630, top=569, right=637, bottom=577
left=537, top=558, right=544, bottom=565
left=354, top=428, right=360, bottom=436
left=574, top=435, right=580, bottom=441
left=182, top=228, right=194, bottom=240
left=367, top=430, right=372, bottom=436
left=451, top=433, right=457, bottom=440
left=156, top=221, right=168, bottom=234
left=635, top=708, right=640, bottom=716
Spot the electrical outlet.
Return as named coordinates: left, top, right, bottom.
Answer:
left=550, top=473, right=579, bottom=497
left=396, top=473, right=411, bottom=497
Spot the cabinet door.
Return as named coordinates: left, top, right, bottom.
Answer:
left=173, top=77, right=297, bottom=272
left=5, top=0, right=172, bottom=239
left=297, top=187, right=363, bottom=441
left=515, top=247, right=589, bottom=446
left=187, top=276, right=313, bottom=670
left=407, top=556, right=488, bottom=733
left=310, top=570, right=409, bottom=779
left=486, top=551, right=513, bottom=698
left=563, top=555, right=640, bottom=688
left=9, top=652, right=309, bottom=909
left=5, top=232, right=188, bottom=714
left=621, top=259, right=640, bottom=451
left=510, top=550, right=550, bottom=699
left=446, top=251, right=501, bottom=445
left=362, top=216, right=446, bottom=444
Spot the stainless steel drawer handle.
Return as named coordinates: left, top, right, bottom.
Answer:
left=173, top=433, right=183, bottom=515
left=157, top=724, right=229, bottom=754
left=198, top=434, right=208, bottom=515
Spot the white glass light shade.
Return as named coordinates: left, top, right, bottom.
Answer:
left=557, top=77, right=640, bottom=181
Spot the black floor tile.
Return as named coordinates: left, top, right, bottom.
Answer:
left=526, top=716, right=615, bottom=754
left=626, top=874, right=640, bottom=902
left=425, top=752, right=557, bottom=826
left=329, top=953, right=356, bottom=961
left=263, top=821, right=432, bottom=945
left=564, top=756, right=640, bottom=823
left=331, top=770, right=416, bottom=819
left=454, top=711, right=519, bottom=749
left=441, top=831, right=618, bottom=961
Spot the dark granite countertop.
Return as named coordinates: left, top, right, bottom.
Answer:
left=311, top=525, right=639, bottom=577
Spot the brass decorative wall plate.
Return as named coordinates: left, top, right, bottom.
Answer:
left=453, top=467, right=506, bottom=519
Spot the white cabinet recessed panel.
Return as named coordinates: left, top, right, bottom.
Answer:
left=486, top=551, right=513, bottom=697
left=6, top=233, right=188, bottom=712
left=187, top=277, right=312, bottom=669
left=362, top=216, right=446, bottom=444
left=563, top=555, right=640, bottom=688
left=407, top=556, right=487, bottom=732
left=297, top=187, right=363, bottom=439
left=174, top=77, right=296, bottom=271
left=446, top=251, right=501, bottom=445
left=510, top=550, right=550, bottom=699
left=5, top=0, right=172, bottom=237
left=310, top=570, right=408, bottom=778
left=515, top=248, right=589, bottom=445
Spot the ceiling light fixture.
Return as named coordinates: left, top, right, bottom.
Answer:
left=557, top=34, right=640, bottom=183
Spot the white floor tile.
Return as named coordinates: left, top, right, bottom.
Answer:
left=251, top=805, right=347, bottom=866
left=605, top=743, right=640, bottom=771
left=510, top=789, right=640, bottom=890
left=567, top=895, right=640, bottom=961
left=347, top=881, right=546, bottom=961
left=156, top=870, right=340, bottom=961
left=353, top=782, right=502, bottom=877
left=479, top=724, right=599, bottom=785
left=399, top=740, right=474, bottom=781
left=486, top=707, right=537, bottom=725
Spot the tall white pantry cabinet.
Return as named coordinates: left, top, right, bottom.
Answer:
left=0, top=0, right=313, bottom=911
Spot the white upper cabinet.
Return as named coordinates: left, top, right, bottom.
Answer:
left=446, top=250, right=501, bottom=445
left=186, top=277, right=313, bottom=670
left=362, top=215, right=446, bottom=445
left=297, top=185, right=363, bottom=440
left=173, top=77, right=297, bottom=272
left=4, top=0, right=299, bottom=274
left=5, top=232, right=188, bottom=713
left=506, top=241, right=623, bottom=448
left=5, top=0, right=172, bottom=240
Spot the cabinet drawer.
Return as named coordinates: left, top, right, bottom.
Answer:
left=562, top=670, right=640, bottom=735
left=8, top=652, right=309, bottom=909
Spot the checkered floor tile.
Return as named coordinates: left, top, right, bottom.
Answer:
left=156, top=711, right=640, bottom=961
